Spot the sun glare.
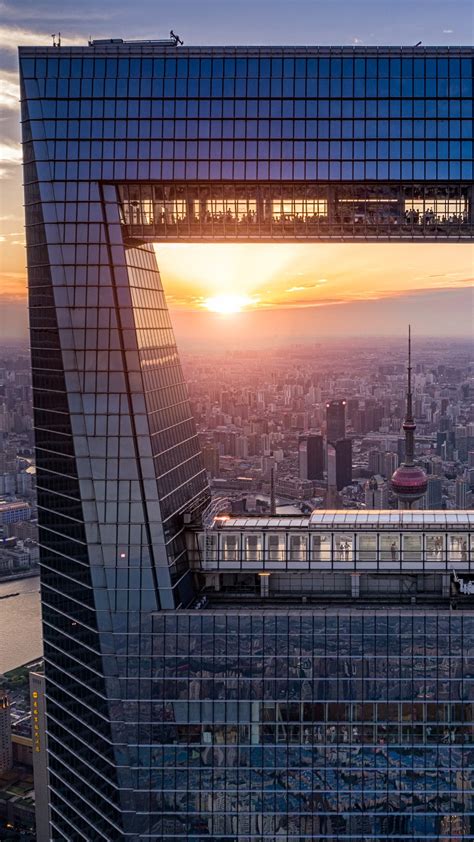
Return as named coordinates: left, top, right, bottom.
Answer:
left=202, top=294, right=255, bottom=314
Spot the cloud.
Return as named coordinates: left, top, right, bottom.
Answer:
left=0, top=140, right=22, bottom=178
left=0, top=70, right=20, bottom=110
left=443, top=29, right=454, bottom=34
left=0, top=23, right=84, bottom=51
left=285, top=279, right=329, bottom=292
left=271, top=296, right=346, bottom=309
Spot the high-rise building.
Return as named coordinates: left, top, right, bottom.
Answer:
left=368, top=449, right=383, bottom=476
left=298, top=437, right=308, bottom=480
left=20, top=41, right=474, bottom=841
left=383, top=450, right=399, bottom=478
left=299, top=433, right=324, bottom=481
left=425, top=475, right=443, bottom=509
left=365, top=475, right=389, bottom=508
left=326, top=399, right=346, bottom=444
left=0, top=689, right=12, bottom=773
left=236, top=434, right=249, bottom=460
left=436, top=430, right=447, bottom=455
left=335, top=438, right=352, bottom=491
left=326, top=442, right=337, bottom=491
left=455, top=475, right=469, bottom=509
left=455, top=425, right=468, bottom=461
left=307, top=433, right=324, bottom=480
left=201, top=443, right=220, bottom=477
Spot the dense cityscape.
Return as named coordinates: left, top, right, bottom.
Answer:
left=0, top=345, right=37, bottom=581
left=1, top=335, right=473, bottom=579
left=183, top=336, right=473, bottom=514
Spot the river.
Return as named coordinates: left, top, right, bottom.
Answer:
left=0, top=575, right=43, bottom=674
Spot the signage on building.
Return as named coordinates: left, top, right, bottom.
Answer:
left=31, top=690, right=41, bottom=752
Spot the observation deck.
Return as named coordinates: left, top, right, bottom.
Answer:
left=187, top=510, right=474, bottom=604
left=192, top=510, right=474, bottom=573
left=119, top=182, right=473, bottom=243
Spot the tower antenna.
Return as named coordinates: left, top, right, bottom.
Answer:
left=391, top=325, right=427, bottom=508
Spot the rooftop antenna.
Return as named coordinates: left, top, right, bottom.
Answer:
left=270, top=465, right=276, bottom=516
left=403, top=324, right=416, bottom=465
left=170, top=30, right=184, bottom=46
left=51, top=32, right=61, bottom=47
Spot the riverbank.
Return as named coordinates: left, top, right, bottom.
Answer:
left=0, top=569, right=39, bottom=585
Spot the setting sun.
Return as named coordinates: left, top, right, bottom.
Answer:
left=202, top=294, right=256, bottom=314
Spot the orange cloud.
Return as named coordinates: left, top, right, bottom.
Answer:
left=0, top=271, right=27, bottom=299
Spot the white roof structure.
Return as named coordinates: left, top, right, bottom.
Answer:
left=209, top=510, right=474, bottom=531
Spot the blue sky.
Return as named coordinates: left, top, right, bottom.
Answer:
left=1, top=0, right=473, bottom=54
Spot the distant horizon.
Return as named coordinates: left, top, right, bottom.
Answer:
left=0, top=259, right=471, bottom=342
left=1, top=327, right=472, bottom=350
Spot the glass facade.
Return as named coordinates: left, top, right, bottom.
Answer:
left=19, top=42, right=473, bottom=839
left=196, top=511, right=474, bottom=572
left=150, top=609, right=473, bottom=840
left=20, top=45, right=473, bottom=242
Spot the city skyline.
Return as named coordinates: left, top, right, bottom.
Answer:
left=0, top=1, right=473, bottom=340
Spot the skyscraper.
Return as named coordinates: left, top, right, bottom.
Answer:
left=326, top=399, right=346, bottom=444
left=365, top=475, right=389, bottom=508
left=0, top=690, right=12, bottom=773
left=299, top=433, right=324, bottom=480
left=201, top=443, right=220, bottom=477
left=383, top=450, right=399, bottom=478
left=425, top=474, right=443, bottom=509
left=368, top=449, right=384, bottom=475
left=335, top=438, right=352, bottom=491
left=307, top=434, right=324, bottom=480
left=298, top=437, right=308, bottom=480
left=19, top=41, right=474, bottom=841
left=455, top=475, right=469, bottom=509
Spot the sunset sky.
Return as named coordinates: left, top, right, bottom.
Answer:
left=0, top=0, right=472, bottom=343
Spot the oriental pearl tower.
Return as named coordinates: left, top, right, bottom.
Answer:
left=391, top=326, right=427, bottom=508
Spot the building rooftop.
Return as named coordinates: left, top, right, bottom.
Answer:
left=0, top=502, right=30, bottom=512
left=209, top=509, right=474, bottom=530
left=19, top=44, right=473, bottom=54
